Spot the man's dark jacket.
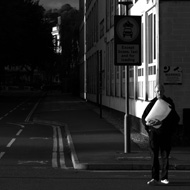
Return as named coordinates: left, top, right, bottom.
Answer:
left=142, top=96, right=180, bottom=136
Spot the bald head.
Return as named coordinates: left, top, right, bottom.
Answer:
left=155, top=84, right=165, bottom=99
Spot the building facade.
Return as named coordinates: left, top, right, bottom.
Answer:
left=79, top=0, right=190, bottom=136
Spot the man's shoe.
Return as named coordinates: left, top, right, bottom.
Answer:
left=161, top=179, right=169, bottom=184
left=147, top=179, right=159, bottom=185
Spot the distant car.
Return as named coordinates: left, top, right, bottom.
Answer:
left=123, top=27, right=133, bottom=38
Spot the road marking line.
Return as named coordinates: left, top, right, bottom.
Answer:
left=57, top=126, right=64, bottom=152
left=52, top=152, right=58, bottom=168
left=16, top=129, right=23, bottom=136
left=0, top=152, right=5, bottom=159
left=25, top=96, right=44, bottom=122
left=57, top=126, right=66, bottom=168
left=53, top=126, right=58, bottom=152
left=60, top=152, right=67, bottom=169
left=52, top=126, right=66, bottom=169
left=7, top=123, right=25, bottom=128
left=65, top=125, right=86, bottom=169
left=7, top=138, right=16, bottom=147
left=30, top=137, right=49, bottom=140
left=18, top=160, right=48, bottom=165
left=25, top=102, right=38, bottom=122
left=52, top=126, right=58, bottom=168
left=0, top=102, right=26, bottom=121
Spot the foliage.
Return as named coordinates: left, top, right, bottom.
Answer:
left=0, top=0, right=54, bottom=84
left=0, top=0, right=81, bottom=91
left=59, top=4, right=81, bottom=78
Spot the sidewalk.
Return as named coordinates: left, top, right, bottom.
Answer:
left=33, top=91, right=190, bottom=170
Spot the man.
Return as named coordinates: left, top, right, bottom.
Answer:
left=142, top=84, right=180, bottom=185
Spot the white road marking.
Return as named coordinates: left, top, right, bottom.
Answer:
left=30, top=137, right=49, bottom=140
left=7, top=138, right=16, bottom=147
left=18, top=160, right=48, bottom=165
left=1, top=102, right=25, bottom=121
left=0, top=152, right=5, bottom=159
left=57, top=126, right=64, bottom=152
left=53, top=126, right=58, bottom=152
left=57, top=126, right=66, bottom=168
left=52, top=152, right=58, bottom=168
left=65, top=125, right=85, bottom=169
left=25, top=102, right=39, bottom=122
left=16, top=129, right=23, bottom=136
left=52, top=126, right=58, bottom=168
left=7, top=123, right=25, bottom=129
left=25, top=96, right=43, bottom=122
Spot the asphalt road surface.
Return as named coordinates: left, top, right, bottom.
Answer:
left=0, top=91, right=190, bottom=190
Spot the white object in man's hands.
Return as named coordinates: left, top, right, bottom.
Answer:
left=145, top=99, right=171, bottom=129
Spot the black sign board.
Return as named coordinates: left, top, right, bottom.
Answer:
left=114, top=16, right=141, bottom=66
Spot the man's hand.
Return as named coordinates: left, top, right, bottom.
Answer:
left=146, top=119, right=162, bottom=126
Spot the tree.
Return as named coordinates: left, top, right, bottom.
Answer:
left=0, top=0, right=55, bottom=86
left=43, top=4, right=81, bottom=93
left=59, top=4, right=81, bottom=78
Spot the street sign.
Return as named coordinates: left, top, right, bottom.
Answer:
left=114, top=16, right=141, bottom=66
left=163, top=66, right=182, bottom=85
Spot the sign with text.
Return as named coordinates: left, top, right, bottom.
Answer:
left=114, top=16, right=141, bottom=66
left=163, top=66, right=182, bottom=85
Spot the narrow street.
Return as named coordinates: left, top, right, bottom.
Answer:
left=0, top=91, right=190, bottom=190
left=0, top=91, right=73, bottom=170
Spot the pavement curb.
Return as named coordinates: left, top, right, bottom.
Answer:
left=32, top=119, right=190, bottom=171
left=33, top=119, right=88, bottom=170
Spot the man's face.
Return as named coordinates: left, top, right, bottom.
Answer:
left=155, top=86, right=164, bottom=99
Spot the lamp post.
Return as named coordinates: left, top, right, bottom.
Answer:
left=118, top=0, right=133, bottom=153
left=118, top=0, right=133, bottom=16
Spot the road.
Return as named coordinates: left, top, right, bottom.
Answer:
left=0, top=169, right=190, bottom=190
left=0, top=91, right=190, bottom=190
left=0, top=91, right=71, bottom=170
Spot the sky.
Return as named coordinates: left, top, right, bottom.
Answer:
left=39, top=0, right=79, bottom=10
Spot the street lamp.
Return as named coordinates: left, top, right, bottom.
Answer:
left=118, top=0, right=133, bottom=16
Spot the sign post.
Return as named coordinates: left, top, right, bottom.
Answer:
left=115, top=1, right=141, bottom=153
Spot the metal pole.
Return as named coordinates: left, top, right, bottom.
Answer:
left=118, top=0, right=133, bottom=153
left=99, top=50, right=103, bottom=118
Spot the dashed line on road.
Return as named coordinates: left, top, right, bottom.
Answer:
left=25, top=95, right=44, bottom=122
left=0, top=101, right=26, bottom=121
left=7, top=138, right=16, bottom=147
left=0, top=123, right=25, bottom=160
left=16, top=129, right=23, bottom=136
left=0, top=152, right=5, bottom=159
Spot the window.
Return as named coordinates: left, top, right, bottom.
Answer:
left=115, top=66, right=120, bottom=97
left=147, top=9, right=157, bottom=100
left=135, top=8, right=157, bottom=101
left=110, top=40, right=115, bottom=96
left=106, top=43, right=110, bottom=95
left=137, top=22, right=144, bottom=99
